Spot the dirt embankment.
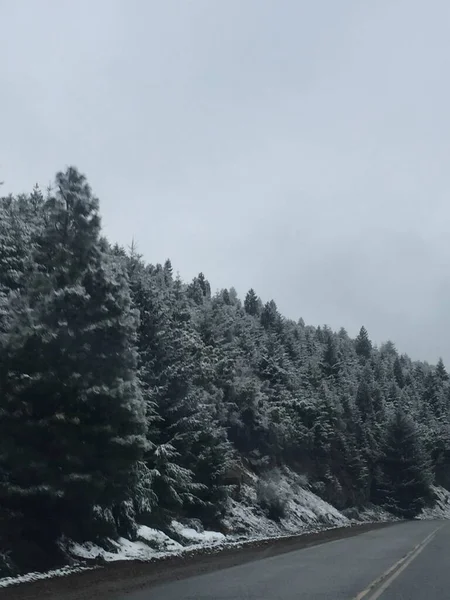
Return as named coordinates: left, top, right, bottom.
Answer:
left=0, top=522, right=393, bottom=600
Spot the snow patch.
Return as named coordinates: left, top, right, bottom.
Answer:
left=68, top=538, right=157, bottom=562
left=137, top=525, right=183, bottom=551
left=0, top=466, right=408, bottom=590
left=418, top=486, right=450, bottom=520
left=64, top=522, right=226, bottom=567
left=0, top=565, right=95, bottom=589
left=343, top=504, right=400, bottom=523
left=170, top=521, right=225, bottom=544
left=223, top=467, right=350, bottom=539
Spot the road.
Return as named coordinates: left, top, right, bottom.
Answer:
left=118, top=520, right=449, bottom=599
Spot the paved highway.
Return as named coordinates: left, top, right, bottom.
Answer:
left=118, top=520, right=449, bottom=599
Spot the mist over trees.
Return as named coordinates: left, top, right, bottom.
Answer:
left=0, top=167, right=447, bottom=573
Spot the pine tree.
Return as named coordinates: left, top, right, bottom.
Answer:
left=355, top=326, right=372, bottom=360
left=196, top=273, right=211, bottom=299
left=436, top=358, right=448, bottom=382
left=0, top=167, right=147, bottom=544
left=321, top=330, right=341, bottom=379
left=355, top=366, right=374, bottom=422
left=127, top=261, right=192, bottom=522
left=387, top=381, right=401, bottom=408
left=221, top=288, right=231, bottom=305
left=130, top=267, right=233, bottom=524
left=163, top=259, right=173, bottom=286
left=0, top=193, right=42, bottom=296
left=393, top=357, right=405, bottom=389
left=244, top=289, right=260, bottom=317
left=187, top=273, right=212, bottom=305
left=377, top=410, right=433, bottom=518
left=380, top=340, right=397, bottom=357
left=423, top=371, right=444, bottom=419
left=260, top=300, right=280, bottom=330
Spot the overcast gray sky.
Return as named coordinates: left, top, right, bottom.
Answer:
left=2, top=0, right=450, bottom=364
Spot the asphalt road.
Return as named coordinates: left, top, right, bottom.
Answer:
left=118, top=520, right=449, bottom=600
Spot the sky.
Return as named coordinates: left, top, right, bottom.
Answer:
left=1, top=0, right=450, bottom=364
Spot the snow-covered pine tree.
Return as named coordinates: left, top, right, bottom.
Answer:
left=376, top=409, right=433, bottom=518
left=435, top=358, right=448, bottom=382
left=355, top=326, right=372, bottom=360
left=244, top=288, right=261, bottom=317
left=393, top=356, right=405, bottom=389
left=0, top=167, right=147, bottom=545
left=321, top=329, right=341, bottom=380
left=129, top=263, right=233, bottom=525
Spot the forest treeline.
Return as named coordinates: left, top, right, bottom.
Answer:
left=0, top=167, right=447, bottom=574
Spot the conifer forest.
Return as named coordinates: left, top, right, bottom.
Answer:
left=0, top=167, right=448, bottom=575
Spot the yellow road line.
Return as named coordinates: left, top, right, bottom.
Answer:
left=353, top=524, right=444, bottom=600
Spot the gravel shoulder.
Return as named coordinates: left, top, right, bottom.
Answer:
left=0, top=522, right=393, bottom=600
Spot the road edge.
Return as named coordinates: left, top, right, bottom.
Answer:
left=1, top=522, right=398, bottom=600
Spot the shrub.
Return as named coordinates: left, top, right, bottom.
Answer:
left=256, top=480, right=287, bottom=522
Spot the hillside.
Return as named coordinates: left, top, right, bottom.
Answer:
left=1, top=167, right=449, bottom=579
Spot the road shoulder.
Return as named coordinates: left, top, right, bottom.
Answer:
left=0, top=522, right=394, bottom=600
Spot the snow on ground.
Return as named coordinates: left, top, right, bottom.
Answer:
left=41, top=482, right=450, bottom=576
left=64, top=468, right=347, bottom=570
left=418, top=486, right=450, bottom=520
left=68, top=537, right=159, bottom=562
left=0, top=565, right=95, bottom=589
left=137, top=525, right=183, bottom=551
left=0, top=466, right=352, bottom=588
left=64, top=521, right=227, bottom=567
left=222, top=467, right=350, bottom=539
left=170, top=520, right=226, bottom=544
left=343, top=504, right=400, bottom=523
left=4, top=469, right=446, bottom=589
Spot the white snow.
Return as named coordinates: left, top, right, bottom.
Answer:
left=222, top=467, right=350, bottom=539
left=3, top=468, right=446, bottom=590
left=68, top=538, right=154, bottom=562
left=418, top=486, right=450, bottom=520
left=64, top=522, right=226, bottom=566
left=0, top=565, right=95, bottom=589
left=170, top=520, right=225, bottom=544
left=137, top=525, right=183, bottom=551
left=0, top=467, right=351, bottom=588
left=343, top=504, right=401, bottom=523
